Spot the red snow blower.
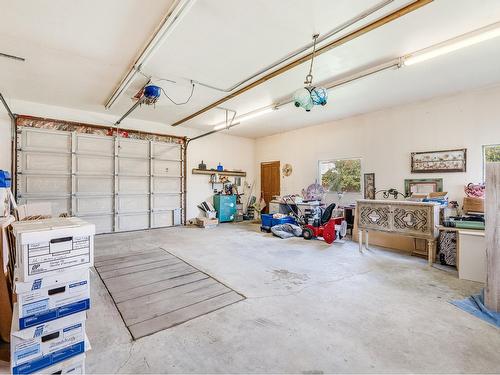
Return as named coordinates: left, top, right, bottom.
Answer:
left=282, top=196, right=347, bottom=244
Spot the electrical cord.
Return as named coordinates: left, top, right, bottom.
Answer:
left=160, top=82, right=195, bottom=105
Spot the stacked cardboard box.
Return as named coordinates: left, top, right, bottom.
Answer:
left=9, top=217, right=94, bottom=375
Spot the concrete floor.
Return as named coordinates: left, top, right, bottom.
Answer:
left=3, top=223, right=499, bottom=373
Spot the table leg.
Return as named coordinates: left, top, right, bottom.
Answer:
left=358, top=229, right=363, bottom=252
left=427, top=239, right=434, bottom=265
left=365, top=230, right=369, bottom=250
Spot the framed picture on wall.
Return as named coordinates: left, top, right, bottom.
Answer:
left=411, top=148, right=466, bottom=173
left=404, top=178, right=443, bottom=197
left=363, top=173, right=376, bottom=199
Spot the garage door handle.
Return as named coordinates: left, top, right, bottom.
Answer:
left=50, top=236, right=73, bottom=244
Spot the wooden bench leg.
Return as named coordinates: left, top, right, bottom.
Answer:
left=428, top=239, right=434, bottom=265
left=358, top=229, right=363, bottom=252
left=365, top=230, right=369, bottom=250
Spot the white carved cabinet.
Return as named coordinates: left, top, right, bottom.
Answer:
left=356, top=199, right=440, bottom=264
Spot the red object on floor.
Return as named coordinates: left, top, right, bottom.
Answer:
left=302, top=217, right=344, bottom=244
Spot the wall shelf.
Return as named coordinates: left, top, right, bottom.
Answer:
left=192, top=169, right=246, bottom=177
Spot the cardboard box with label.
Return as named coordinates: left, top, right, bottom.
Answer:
left=37, top=353, right=86, bottom=375
left=11, top=217, right=95, bottom=282
left=14, top=269, right=90, bottom=329
left=10, top=309, right=88, bottom=375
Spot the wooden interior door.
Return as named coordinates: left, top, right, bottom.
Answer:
left=261, top=161, right=280, bottom=214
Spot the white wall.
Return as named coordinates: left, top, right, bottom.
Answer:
left=255, top=84, right=500, bottom=205
left=0, top=99, right=255, bottom=220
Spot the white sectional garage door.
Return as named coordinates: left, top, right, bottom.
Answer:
left=16, top=127, right=183, bottom=234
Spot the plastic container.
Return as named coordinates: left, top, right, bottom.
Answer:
left=260, top=214, right=296, bottom=228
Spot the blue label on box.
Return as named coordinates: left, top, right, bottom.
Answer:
left=13, top=341, right=85, bottom=375
left=14, top=344, right=40, bottom=362
left=19, top=299, right=90, bottom=329
left=23, top=299, right=50, bottom=316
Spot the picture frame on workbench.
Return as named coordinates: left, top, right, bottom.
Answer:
left=404, top=178, right=443, bottom=197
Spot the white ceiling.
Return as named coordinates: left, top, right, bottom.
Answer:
left=1, top=0, right=500, bottom=138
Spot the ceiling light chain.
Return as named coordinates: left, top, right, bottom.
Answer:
left=304, top=33, right=319, bottom=86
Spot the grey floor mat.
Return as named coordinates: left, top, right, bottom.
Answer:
left=94, top=248, right=245, bottom=339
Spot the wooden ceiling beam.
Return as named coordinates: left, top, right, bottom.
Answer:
left=171, top=0, right=433, bottom=127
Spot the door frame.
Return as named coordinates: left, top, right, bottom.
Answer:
left=260, top=161, right=280, bottom=213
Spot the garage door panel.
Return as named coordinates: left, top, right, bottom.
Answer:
left=117, top=194, right=149, bottom=213
left=76, top=155, right=113, bottom=175
left=117, top=177, right=149, bottom=194
left=19, top=174, right=71, bottom=195
left=80, top=215, right=113, bottom=234
left=118, top=139, right=149, bottom=157
left=20, top=152, right=71, bottom=174
left=152, top=142, right=181, bottom=160
left=153, top=177, right=181, bottom=193
left=153, top=160, right=181, bottom=177
left=152, top=194, right=181, bottom=210
left=20, top=128, right=71, bottom=152
left=117, top=213, right=149, bottom=232
left=118, top=158, right=149, bottom=176
left=18, top=127, right=184, bottom=233
left=152, top=211, right=173, bottom=228
left=75, top=176, right=113, bottom=194
left=18, top=197, right=70, bottom=216
left=75, top=135, right=114, bottom=155
left=75, top=196, right=113, bottom=215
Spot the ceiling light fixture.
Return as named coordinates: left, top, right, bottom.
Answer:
left=293, top=34, right=328, bottom=111
left=403, top=21, right=500, bottom=66
left=212, top=107, right=277, bottom=131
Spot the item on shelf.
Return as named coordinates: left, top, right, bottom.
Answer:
left=217, top=163, right=223, bottom=171
left=463, top=196, right=484, bottom=213
left=198, top=160, right=207, bottom=170
left=411, top=148, right=467, bottom=173
left=464, top=182, right=485, bottom=198
left=0, top=170, right=11, bottom=188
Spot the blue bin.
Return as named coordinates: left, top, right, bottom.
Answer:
left=261, top=214, right=273, bottom=228
left=261, top=214, right=296, bottom=228
left=271, top=216, right=296, bottom=226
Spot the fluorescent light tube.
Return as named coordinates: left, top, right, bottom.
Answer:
left=404, top=22, right=500, bottom=66
left=212, top=107, right=276, bottom=131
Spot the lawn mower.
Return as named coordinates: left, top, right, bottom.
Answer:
left=281, top=196, right=347, bottom=244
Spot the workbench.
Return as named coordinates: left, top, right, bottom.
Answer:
left=356, top=199, right=440, bottom=264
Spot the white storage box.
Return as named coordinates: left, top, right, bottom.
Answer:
left=12, top=217, right=95, bottom=282
left=11, top=308, right=88, bottom=374
left=36, top=353, right=85, bottom=375
left=15, top=269, right=90, bottom=329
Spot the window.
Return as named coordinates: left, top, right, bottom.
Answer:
left=483, top=144, right=500, bottom=179
left=319, top=158, right=361, bottom=193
